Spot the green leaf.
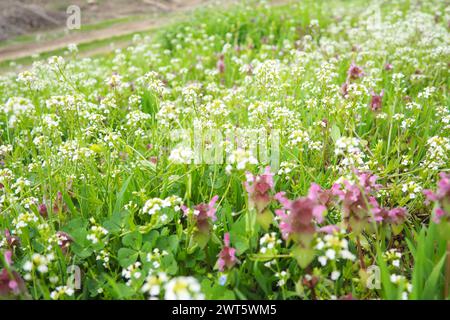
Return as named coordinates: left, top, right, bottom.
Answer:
left=330, top=124, right=341, bottom=142
left=201, top=279, right=236, bottom=299
left=113, top=175, right=133, bottom=215
left=118, top=248, right=139, bottom=267
left=122, top=231, right=142, bottom=250
left=422, top=254, right=446, bottom=299
left=230, top=216, right=250, bottom=254
left=292, top=246, right=314, bottom=268
left=256, top=210, right=273, bottom=231
left=103, top=210, right=130, bottom=234
left=376, top=245, right=397, bottom=300
left=161, top=253, right=178, bottom=275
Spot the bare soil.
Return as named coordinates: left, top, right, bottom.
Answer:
left=0, top=0, right=218, bottom=63
left=0, top=0, right=179, bottom=41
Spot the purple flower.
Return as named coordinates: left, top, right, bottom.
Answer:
left=358, top=172, right=382, bottom=192
left=0, top=268, right=26, bottom=298
left=38, top=203, right=48, bottom=218
left=386, top=208, right=408, bottom=224
left=332, top=177, right=378, bottom=233
left=341, top=82, right=349, bottom=97
left=370, top=90, right=384, bottom=112
left=56, top=231, right=73, bottom=254
left=244, top=166, right=274, bottom=214
left=275, top=188, right=326, bottom=246
left=307, top=183, right=332, bottom=218
left=217, top=233, right=237, bottom=272
left=370, top=198, right=408, bottom=225
left=216, top=54, right=225, bottom=74
left=347, top=62, right=364, bottom=80
left=183, top=196, right=219, bottom=234
left=4, top=229, right=20, bottom=249
left=423, top=172, right=450, bottom=223
left=53, top=191, right=67, bottom=213
left=4, top=250, right=12, bottom=266
left=318, top=225, right=340, bottom=234
left=333, top=172, right=407, bottom=232
left=339, top=293, right=356, bottom=300
left=0, top=251, right=26, bottom=298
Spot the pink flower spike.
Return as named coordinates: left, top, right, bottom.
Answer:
left=308, top=183, right=331, bottom=207
left=217, top=233, right=237, bottom=272
left=347, top=62, right=364, bottom=80
left=384, top=63, right=393, bottom=71
left=423, top=173, right=450, bottom=224
left=312, top=205, right=327, bottom=224
left=4, top=251, right=12, bottom=266
left=276, top=196, right=319, bottom=244
left=181, top=205, right=189, bottom=216
left=331, top=183, right=345, bottom=198
left=223, top=233, right=230, bottom=247
left=4, top=229, right=20, bottom=249
left=245, top=168, right=275, bottom=213
left=433, top=208, right=445, bottom=224
left=318, top=225, right=340, bottom=234
left=0, top=268, right=26, bottom=297
left=370, top=90, right=384, bottom=112
left=216, top=54, right=225, bottom=74
left=274, top=192, right=290, bottom=208
left=8, top=280, right=18, bottom=290
left=387, top=207, right=408, bottom=224
left=207, top=195, right=219, bottom=220
left=308, top=183, right=321, bottom=201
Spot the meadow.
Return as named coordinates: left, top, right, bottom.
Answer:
left=0, top=0, right=449, bottom=300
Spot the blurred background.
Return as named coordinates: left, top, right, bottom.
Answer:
left=0, top=0, right=199, bottom=40
left=0, top=0, right=227, bottom=69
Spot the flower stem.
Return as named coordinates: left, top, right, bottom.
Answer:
left=356, top=236, right=366, bottom=270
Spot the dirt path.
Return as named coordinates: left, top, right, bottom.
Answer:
left=0, top=0, right=220, bottom=63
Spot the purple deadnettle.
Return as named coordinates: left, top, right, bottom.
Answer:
left=55, top=231, right=73, bottom=254
left=385, top=208, right=408, bottom=224
left=217, top=233, right=237, bottom=272
left=423, top=172, right=450, bottom=224
left=244, top=166, right=274, bottom=214
left=357, top=171, right=382, bottom=193
left=217, top=54, right=225, bottom=74
left=307, top=183, right=332, bottom=220
left=192, top=195, right=219, bottom=234
left=5, top=229, right=20, bottom=249
left=318, top=224, right=340, bottom=234
left=370, top=90, right=384, bottom=112
left=332, top=172, right=407, bottom=234
left=274, top=184, right=327, bottom=247
left=53, top=191, right=67, bottom=213
left=341, top=82, right=349, bottom=97
left=332, top=179, right=377, bottom=234
left=0, top=251, right=27, bottom=298
left=182, top=196, right=219, bottom=247
left=245, top=167, right=276, bottom=230
left=347, top=62, right=364, bottom=80
left=4, top=250, right=12, bottom=265
left=370, top=198, right=408, bottom=226
left=0, top=269, right=26, bottom=298
left=38, top=203, right=48, bottom=218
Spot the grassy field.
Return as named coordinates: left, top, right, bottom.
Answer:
left=0, top=0, right=449, bottom=300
